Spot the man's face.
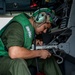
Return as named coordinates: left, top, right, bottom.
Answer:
left=35, top=22, right=51, bottom=35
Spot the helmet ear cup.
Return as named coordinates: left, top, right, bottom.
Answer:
left=33, top=8, right=58, bottom=27
left=34, top=12, right=46, bottom=23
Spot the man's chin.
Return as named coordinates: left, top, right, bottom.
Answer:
left=36, top=32, right=42, bottom=35
left=37, top=33, right=41, bottom=35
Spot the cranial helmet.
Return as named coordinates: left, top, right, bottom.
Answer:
left=32, top=8, right=56, bottom=24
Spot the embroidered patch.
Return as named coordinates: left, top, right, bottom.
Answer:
left=26, top=26, right=32, bottom=38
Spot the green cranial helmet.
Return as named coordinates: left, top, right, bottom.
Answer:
left=32, top=8, right=55, bottom=24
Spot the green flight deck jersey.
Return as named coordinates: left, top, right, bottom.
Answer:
left=0, top=13, right=34, bottom=56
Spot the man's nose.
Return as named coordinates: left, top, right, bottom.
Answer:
left=43, top=29, right=47, bottom=33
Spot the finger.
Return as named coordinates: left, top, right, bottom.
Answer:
left=39, top=41, right=43, bottom=45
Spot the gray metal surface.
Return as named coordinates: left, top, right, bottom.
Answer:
left=64, top=0, right=75, bottom=75
left=67, top=0, right=75, bottom=57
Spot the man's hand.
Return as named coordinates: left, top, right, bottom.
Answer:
left=36, top=39, right=43, bottom=45
left=39, top=50, right=51, bottom=59
left=33, top=39, right=51, bottom=59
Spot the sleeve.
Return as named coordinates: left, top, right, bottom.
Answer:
left=2, top=22, right=24, bottom=48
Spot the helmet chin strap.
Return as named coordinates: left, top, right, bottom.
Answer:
left=33, top=22, right=41, bottom=28
left=34, top=20, right=45, bottom=28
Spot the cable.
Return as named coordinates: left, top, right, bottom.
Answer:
left=33, top=15, right=40, bottom=74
